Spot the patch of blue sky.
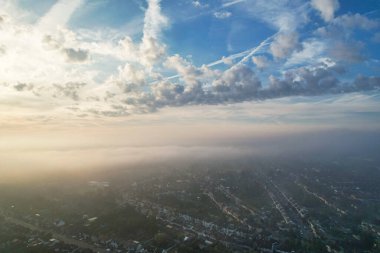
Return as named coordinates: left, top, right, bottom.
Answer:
left=14, top=0, right=57, bottom=23
left=68, top=0, right=144, bottom=30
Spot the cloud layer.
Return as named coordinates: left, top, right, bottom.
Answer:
left=0, top=0, right=379, bottom=119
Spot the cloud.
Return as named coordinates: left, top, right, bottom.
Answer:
left=222, top=0, right=246, bottom=8
left=52, top=82, right=86, bottom=101
left=316, top=14, right=379, bottom=39
left=270, top=32, right=300, bottom=59
left=332, top=13, right=379, bottom=30
left=113, top=63, right=147, bottom=92
left=14, top=83, right=31, bottom=91
left=207, top=50, right=251, bottom=67
left=263, top=63, right=379, bottom=98
left=192, top=1, right=209, bottom=9
left=353, top=75, right=380, bottom=91
left=149, top=62, right=379, bottom=112
left=123, top=63, right=262, bottom=109
left=314, top=13, right=379, bottom=63
left=311, top=0, right=340, bottom=22
left=252, top=55, right=270, bottom=69
left=152, top=81, right=184, bottom=106
left=41, top=30, right=90, bottom=63
left=264, top=62, right=344, bottom=97
left=139, top=0, right=169, bottom=68
left=124, top=61, right=378, bottom=114
left=37, top=0, right=85, bottom=30
left=139, top=36, right=166, bottom=68
left=164, top=54, right=216, bottom=86
left=285, top=39, right=326, bottom=67
left=62, top=48, right=89, bottom=62
left=0, top=44, right=5, bottom=55
left=212, top=64, right=261, bottom=102
left=1, top=0, right=379, bottom=121
left=214, top=11, right=232, bottom=19
left=221, top=56, right=234, bottom=65
left=0, top=19, right=93, bottom=86
left=236, top=34, right=275, bottom=66
left=142, top=0, right=168, bottom=40
left=329, top=41, right=365, bottom=63
left=115, top=0, right=168, bottom=70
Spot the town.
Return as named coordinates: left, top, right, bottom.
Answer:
left=0, top=156, right=379, bottom=253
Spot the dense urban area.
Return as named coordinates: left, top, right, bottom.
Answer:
left=1, top=156, right=379, bottom=253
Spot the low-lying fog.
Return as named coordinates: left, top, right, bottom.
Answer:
left=1, top=124, right=379, bottom=182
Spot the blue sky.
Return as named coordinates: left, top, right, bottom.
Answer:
left=0, top=0, right=380, bottom=171
left=0, top=0, right=379, bottom=129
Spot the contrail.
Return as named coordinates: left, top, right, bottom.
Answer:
left=156, top=33, right=276, bottom=83
left=186, top=0, right=246, bottom=21
left=206, top=49, right=252, bottom=67
left=235, top=33, right=277, bottom=66
left=222, top=0, right=246, bottom=8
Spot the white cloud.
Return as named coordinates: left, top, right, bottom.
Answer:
left=214, top=11, right=232, bottom=19
left=0, top=21, right=92, bottom=85
left=62, top=48, right=89, bottom=63
left=139, top=0, right=169, bottom=68
left=115, top=0, right=169, bottom=69
left=206, top=33, right=274, bottom=69
left=316, top=13, right=379, bottom=40
left=332, top=13, right=379, bottom=30
left=252, top=55, right=270, bottom=69
left=314, top=13, right=378, bottom=63
left=37, top=0, right=85, bottom=31
left=221, top=56, right=234, bottom=65
left=0, top=44, right=6, bottom=55
left=270, top=32, right=300, bottom=59
left=311, top=0, right=340, bottom=22
left=212, top=64, right=261, bottom=101
left=192, top=1, right=209, bottom=9
left=222, top=0, right=246, bottom=8
left=285, top=39, right=326, bottom=67
left=142, top=0, right=168, bottom=40
left=164, top=54, right=216, bottom=86
left=0, top=0, right=379, bottom=121
left=111, top=63, right=147, bottom=93
left=207, top=50, right=250, bottom=67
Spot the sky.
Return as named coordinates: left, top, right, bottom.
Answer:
left=0, top=0, right=380, bottom=173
